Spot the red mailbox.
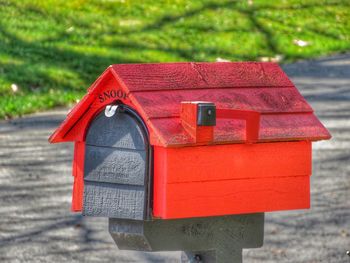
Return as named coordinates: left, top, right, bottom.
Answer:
left=49, top=62, right=331, bottom=220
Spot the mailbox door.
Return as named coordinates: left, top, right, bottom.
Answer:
left=83, top=104, right=151, bottom=220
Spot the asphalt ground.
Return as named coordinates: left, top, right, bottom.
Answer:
left=0, top=54, right=349, bottom=262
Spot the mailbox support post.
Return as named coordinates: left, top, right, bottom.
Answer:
left=109, top=213, right=264, bottom=263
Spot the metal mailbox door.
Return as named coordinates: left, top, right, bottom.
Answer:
left=82, top=104, right=151, bottom=220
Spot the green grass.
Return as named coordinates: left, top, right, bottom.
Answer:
left=0, top=0, right=349, bottom=118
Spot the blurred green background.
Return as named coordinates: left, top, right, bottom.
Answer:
left=0, top=0, right=349, bottom=118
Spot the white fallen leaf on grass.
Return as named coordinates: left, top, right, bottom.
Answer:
left=66, top=26, right=74, bottom=33
left=259, top=54, right=284, bottom=63
left=216, top=57, right=231, bottom=62
left=119, top=19, right=141, bottom=27
left=11, top=83, right=19, bottom=93
left=293, top=39, right=310, bottom=47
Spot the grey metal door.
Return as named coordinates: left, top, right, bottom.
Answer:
left=83, top=104, right=151, bottom=220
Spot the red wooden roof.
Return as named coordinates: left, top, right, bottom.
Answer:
left=49, top=62, right=331, bottom=147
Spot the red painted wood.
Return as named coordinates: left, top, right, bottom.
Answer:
left=154, top=176, right=310, bottom=219
left=71, top=141, right=85, bottom=212
left=153, top=142, right=311, bottom=218
left=156, top=141, right=311, bottom=183
left=180, top=102, right=214, bottom=143
left=131, top=87, right=312, bottom=119
left=46, top=62, right=332, bottom=219
left=49, top=68, right=114, bottom=143
left=49, top=68, right=133, bottom=143
left=112, top=62, right=294, bottom=91
left=179, top=104, right=261, bottom=144
left=217, top=109, right=260, bottom=143
left=153, top=146, right=167, bottom=218
left=149, top=112, right=330, bottom=147
left=49, top=62, right=331, bottom=146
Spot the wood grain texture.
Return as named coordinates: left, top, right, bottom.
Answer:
left=131, top=87, right=312, bottom=119
left=84, top=145, right=146, bottom=186
left=82, top=109, right=149, bottom=220
left=153, top=174, right=310, bottom=219
left=45, top=63, right=329, bottom=220
left=217, top=109, right=260, bottom=143
left=180, top=102, right=214, bottom=143
left=112, top=62, right=294, bottom=91
left=154, top=141, right=311, bottom=184
left=153, top=142, right=311, bottom=219
left=83, top=181, right=145, bottom=219
left=149, top=113, right=331, bottom=147
left=49, top=63, right=331, bottom=147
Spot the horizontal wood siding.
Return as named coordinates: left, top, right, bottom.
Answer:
left=153, top=141, right=311, bottom=219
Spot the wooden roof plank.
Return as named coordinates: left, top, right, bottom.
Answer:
left=131, top=87, right=313, bottom=119
left=149, top=113, right=331, bottom=147
left=111, top=62, right=293, bottom=92
left=49, top=62, right=331, bottom=147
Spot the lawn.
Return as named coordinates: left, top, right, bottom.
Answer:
left=0, top=0, right=349, bottom=118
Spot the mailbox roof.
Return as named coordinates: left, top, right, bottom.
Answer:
left=49, top=62, right=331, bottom=147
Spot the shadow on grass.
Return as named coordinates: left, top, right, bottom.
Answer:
left=1, top=0, right=349, bottom=100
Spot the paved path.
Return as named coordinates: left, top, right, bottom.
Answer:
left=0, top=54, right=349, bottom=262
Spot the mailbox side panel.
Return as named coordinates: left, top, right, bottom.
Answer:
left=153, top=141, right=312, bottom=219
